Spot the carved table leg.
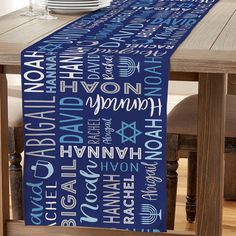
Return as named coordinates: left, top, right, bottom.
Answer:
left=0, top=71, right=9, bottom=236
left=186, top=151, right=197, bottom=223
left=166, top=134, right=179, bottom=230
left=197, top=73, right=226, bottom=236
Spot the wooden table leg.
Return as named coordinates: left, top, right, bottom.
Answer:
left=166, top=134, right=179, bottom=230
left=197, top=73, right=227, bottom=236
left=0, top=70, right=9, bottom=236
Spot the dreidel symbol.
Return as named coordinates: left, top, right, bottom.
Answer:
left=31, top=160, right=54, bottom=180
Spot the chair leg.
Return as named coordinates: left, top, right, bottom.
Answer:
left=9, top=153, right=23, bottom=220
left=166, top=134, right=179, bottom=230
left=8, top=127, right=24, bottom=220
left=186, top=151, right=197, bottom=223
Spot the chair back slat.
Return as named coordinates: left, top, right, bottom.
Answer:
left=228, top=74, right=236, bottom=95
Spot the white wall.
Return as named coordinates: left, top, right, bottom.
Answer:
left=0, top=0, right=28, bottom=86
left=169, top=81, right=198, bottom=95
left=0, top=0, right=27, bottom=16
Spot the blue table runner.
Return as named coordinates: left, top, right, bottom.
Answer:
left=22, top=0, right=218, bottom=232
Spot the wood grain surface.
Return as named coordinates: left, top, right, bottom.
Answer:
left=179, top=0, right=236, bottom=50
left=0, top=0, right=235, bottom=73
left=6, top=221, right=195, bottom=236
left=197, top=73, right=227, bottom=236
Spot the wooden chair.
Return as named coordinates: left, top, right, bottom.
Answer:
left=166, top=93, right=236, bottom=229
left=7, top=87, right=24, bottom=220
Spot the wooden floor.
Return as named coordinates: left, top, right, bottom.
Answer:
left=175, top=159, right=236, bottom=236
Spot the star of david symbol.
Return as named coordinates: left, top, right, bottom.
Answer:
left=116, top=121, right=142, bottom=144
left=38, top=43, right=63, bottom=52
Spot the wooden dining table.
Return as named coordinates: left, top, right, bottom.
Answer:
left=0, top=0, right=236, bottom=235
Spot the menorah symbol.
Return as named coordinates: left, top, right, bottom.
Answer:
left=118, top=57, right=140, bottom=77
left=140, top=204, right=162, bottom=225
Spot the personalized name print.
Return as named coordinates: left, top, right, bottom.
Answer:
left=22, top=0, right=218, bottom=232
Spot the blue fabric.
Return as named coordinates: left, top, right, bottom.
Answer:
left=21, top=0, right=218, bottom=232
